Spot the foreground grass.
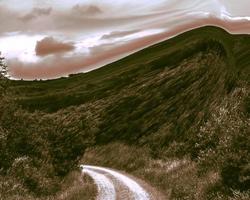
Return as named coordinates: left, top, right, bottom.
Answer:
left=0, top=171, right=97, bottom=200
left=83, top=142, right=249, bottom=200
left=54, top=171, right=96, bottom=200
left=83, top=143, right=209, bottom=199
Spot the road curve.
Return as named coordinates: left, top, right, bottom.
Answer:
left=81, top=165, right=156, bottom=200
left=82, top=167, right=116, bottom=200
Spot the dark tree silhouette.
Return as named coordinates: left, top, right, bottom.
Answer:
left=0, top=52, right=7, bottom=78
left=0, top=52, right=9, bottom=96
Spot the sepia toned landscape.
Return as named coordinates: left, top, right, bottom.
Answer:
left=0, top=1, right=249, bottom=200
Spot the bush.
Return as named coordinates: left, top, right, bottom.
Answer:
left=83, top=142, right=150, bottom=172
left=9, top=156, right=59, bottom=196
left=220, top=131, right=250, bottom=191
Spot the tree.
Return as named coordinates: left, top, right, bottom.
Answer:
left=0, top=52, right=9, bottom=170
left=0, top=52, right=7, bottom=77
left=0, top=52, right=9, bottom=96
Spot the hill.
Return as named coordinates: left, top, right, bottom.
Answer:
left=1, top=26, right=249, bottom=199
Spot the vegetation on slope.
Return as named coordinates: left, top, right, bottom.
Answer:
left=0, top=26, right=249, bottom=199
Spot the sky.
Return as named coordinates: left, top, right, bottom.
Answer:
left=0, top=0, right=250, bottom=80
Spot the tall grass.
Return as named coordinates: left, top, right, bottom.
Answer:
left=82, top=143, right=212, bottom=199
left=54, top=171, right=97, bottom=200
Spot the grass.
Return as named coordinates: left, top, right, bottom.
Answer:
left=8, top=26, right=239, bottom=112
left=1, top=26, right=249, bottom=199
left=0, top=170, right=97, bottom=200
left=82, top=142, right=218, bottom=199
left=53, top=171, right=97, bottom=200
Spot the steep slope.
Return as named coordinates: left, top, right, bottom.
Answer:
left=1, top=26, right=249, bottom=199
left=8, top=26, right=248, bottom=145
left=9, top=27, right=237, bottom=109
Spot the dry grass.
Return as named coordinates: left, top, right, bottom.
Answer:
left=53, top=171, right=97, bottom=200
left=82, top=137, right=250, bottom=200
left=0, top=171, right=97, bottom=200
left=82, top=143, right=220, bottom=200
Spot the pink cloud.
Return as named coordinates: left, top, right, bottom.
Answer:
left=35, top=37, right=75, bottom=56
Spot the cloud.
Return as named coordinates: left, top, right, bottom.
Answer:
left=35, top=37, right=75, bottom=56
left=8, top=55, right=85, bottom=79
left=0, top=3, right=161, bottom=37
left=72, top=4, right=102, bottom=15
left=20, top=7, right=52, bottom=22
left=101, top=30, right=140, bottom=40
left=0, top=3, right=160, bottom=36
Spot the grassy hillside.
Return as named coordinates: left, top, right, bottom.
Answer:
left=1, top=26, right=249, bottom=199
left=9, top=26, right=238, bottom=111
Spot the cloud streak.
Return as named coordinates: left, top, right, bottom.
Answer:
left=101, top=30, right=140, bottom=40
left=20, top=7, right=52, bottom=22
left=72, top=4, right=102, bottom=15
